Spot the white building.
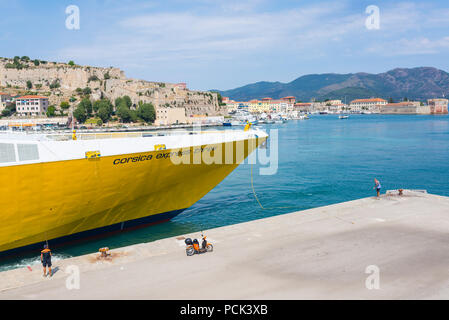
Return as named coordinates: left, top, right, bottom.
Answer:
left=349, top=98, right=387, bottom=113
left=16, top=95, right=50, bottom=116
left=155, top=107, right=187, bottom=125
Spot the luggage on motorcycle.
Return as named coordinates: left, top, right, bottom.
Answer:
left=193, top=239, right=200, bottom=251
left=185, top=238, right=193, bottom=245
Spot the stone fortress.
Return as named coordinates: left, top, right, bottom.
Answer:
left=0, top=57, right=225, bottom=120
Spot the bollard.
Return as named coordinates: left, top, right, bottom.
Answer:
left=99, top=247, right=110, bottom=258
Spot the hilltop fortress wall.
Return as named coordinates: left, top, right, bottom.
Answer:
left=0, top=58, right=225, bottom=117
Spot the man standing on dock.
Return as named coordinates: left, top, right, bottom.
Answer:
left=41, top=244, right=52, bottom=277
left=374, top=178, right=382, bottom=198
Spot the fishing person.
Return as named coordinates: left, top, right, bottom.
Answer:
left=373, top=178, right=382, bottom=198
left=41, top=244, right=52, bottom=277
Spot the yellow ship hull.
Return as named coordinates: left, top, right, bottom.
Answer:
left=0, top=137, right=265, bottom=254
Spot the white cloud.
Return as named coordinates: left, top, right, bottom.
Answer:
left=367, top=36, right=449, bottom=56
left=55, top=0, right=449, bottom=87
left=60, top=2, right=361, bottom=63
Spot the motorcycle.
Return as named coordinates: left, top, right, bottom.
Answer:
left=185, top=233, right=213, bottom=256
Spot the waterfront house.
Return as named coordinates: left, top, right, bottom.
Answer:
left=427, top=99, right=448, bottom=114
left=294, top=103, right=312, bottom=113
left=349, top=98, right=387, bottom=113
left=16, top=95, right=49, bottom=117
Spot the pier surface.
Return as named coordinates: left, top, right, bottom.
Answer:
left=2, top=190, right=449, bottom=299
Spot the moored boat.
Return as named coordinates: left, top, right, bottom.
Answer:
left=0, top=129, right=267, bottom=255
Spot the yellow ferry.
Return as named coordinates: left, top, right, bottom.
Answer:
left=0, top=129, right=267, bottom=255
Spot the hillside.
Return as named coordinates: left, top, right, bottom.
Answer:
left=217, top=67, right=449, bottom=102
left=0, top=56, right=225, bottom=117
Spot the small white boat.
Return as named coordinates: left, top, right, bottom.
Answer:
left=339, top=115, right=349, bottom=119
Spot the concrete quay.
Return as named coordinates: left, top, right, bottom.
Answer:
left=2, top=190, right=449, bottom=300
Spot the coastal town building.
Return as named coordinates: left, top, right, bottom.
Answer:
left=224, top=96, right=296, bottom=114
left=0, top=93, right=12, bottom=111
left=154, top=107, right=187, bottom=126
left=349, top=98, right=387, bottom=112
left=175, top=83, right=187, bottom=90
left=380, top=101, right=430, bottom=114
left=326, top=100, right=343, bottom=106
left=188, top=114, right=224, bottom=125
left=222, top=95, right=449, bottom=116
left=427, top=99, right=448, bottom=114
left=15, top=95, right=49, bottom=116
left=294, top=103, right=313, bottom=113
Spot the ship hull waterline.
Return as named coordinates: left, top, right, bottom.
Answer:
left=0, top=137, right=266, bottom=256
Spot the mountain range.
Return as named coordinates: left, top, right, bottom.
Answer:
left=215, top=67, right=449, bottom=103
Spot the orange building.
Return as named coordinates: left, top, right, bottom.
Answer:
left=427, top=99, right=448, bottom=114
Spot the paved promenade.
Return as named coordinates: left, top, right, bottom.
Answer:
left=2, top=190, right=449, bottom=299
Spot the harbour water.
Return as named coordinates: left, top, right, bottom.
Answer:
left=1, top=114, right=449, bottom=271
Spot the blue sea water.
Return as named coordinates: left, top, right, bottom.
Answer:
left=1, top=114, right=449, bottom=271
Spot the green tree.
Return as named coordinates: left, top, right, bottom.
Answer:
left=131, top=110, right=139, bottom=122
left=78, top=98, right=93, bottom=116
left=88, top=75, right=99, bottom=82
left=93, top=99, right=114, bottom=116
left=46, top=105, right=56, bottom=117
left=115, top=97, right=124, bottom=108
left=26, top=80, right=33, bottom=89
left=68, top=60, right=75, bottom=66
left=137, top=103, right=156, bottom=123
left=97, top=106, right=110, bottom=123
left=60, top=101, right=70, bottom=110
left=123, top=96, right=132, bottom=108
left=117, top=105, right=132, bottom=123
left=1, top=108, right=11, bottom=117
left=33, top=59, right=40, bottom=66
left=73, top=105, right=87, bottom=123
left=83, top=87, right=92, bottom=95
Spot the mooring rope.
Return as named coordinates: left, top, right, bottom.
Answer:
left=250, top=164, right=355, bottom=224
left=250, top=164, right=302, bottom=210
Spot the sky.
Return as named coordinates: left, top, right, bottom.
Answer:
left=0, top=0, right=448, bottom=91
